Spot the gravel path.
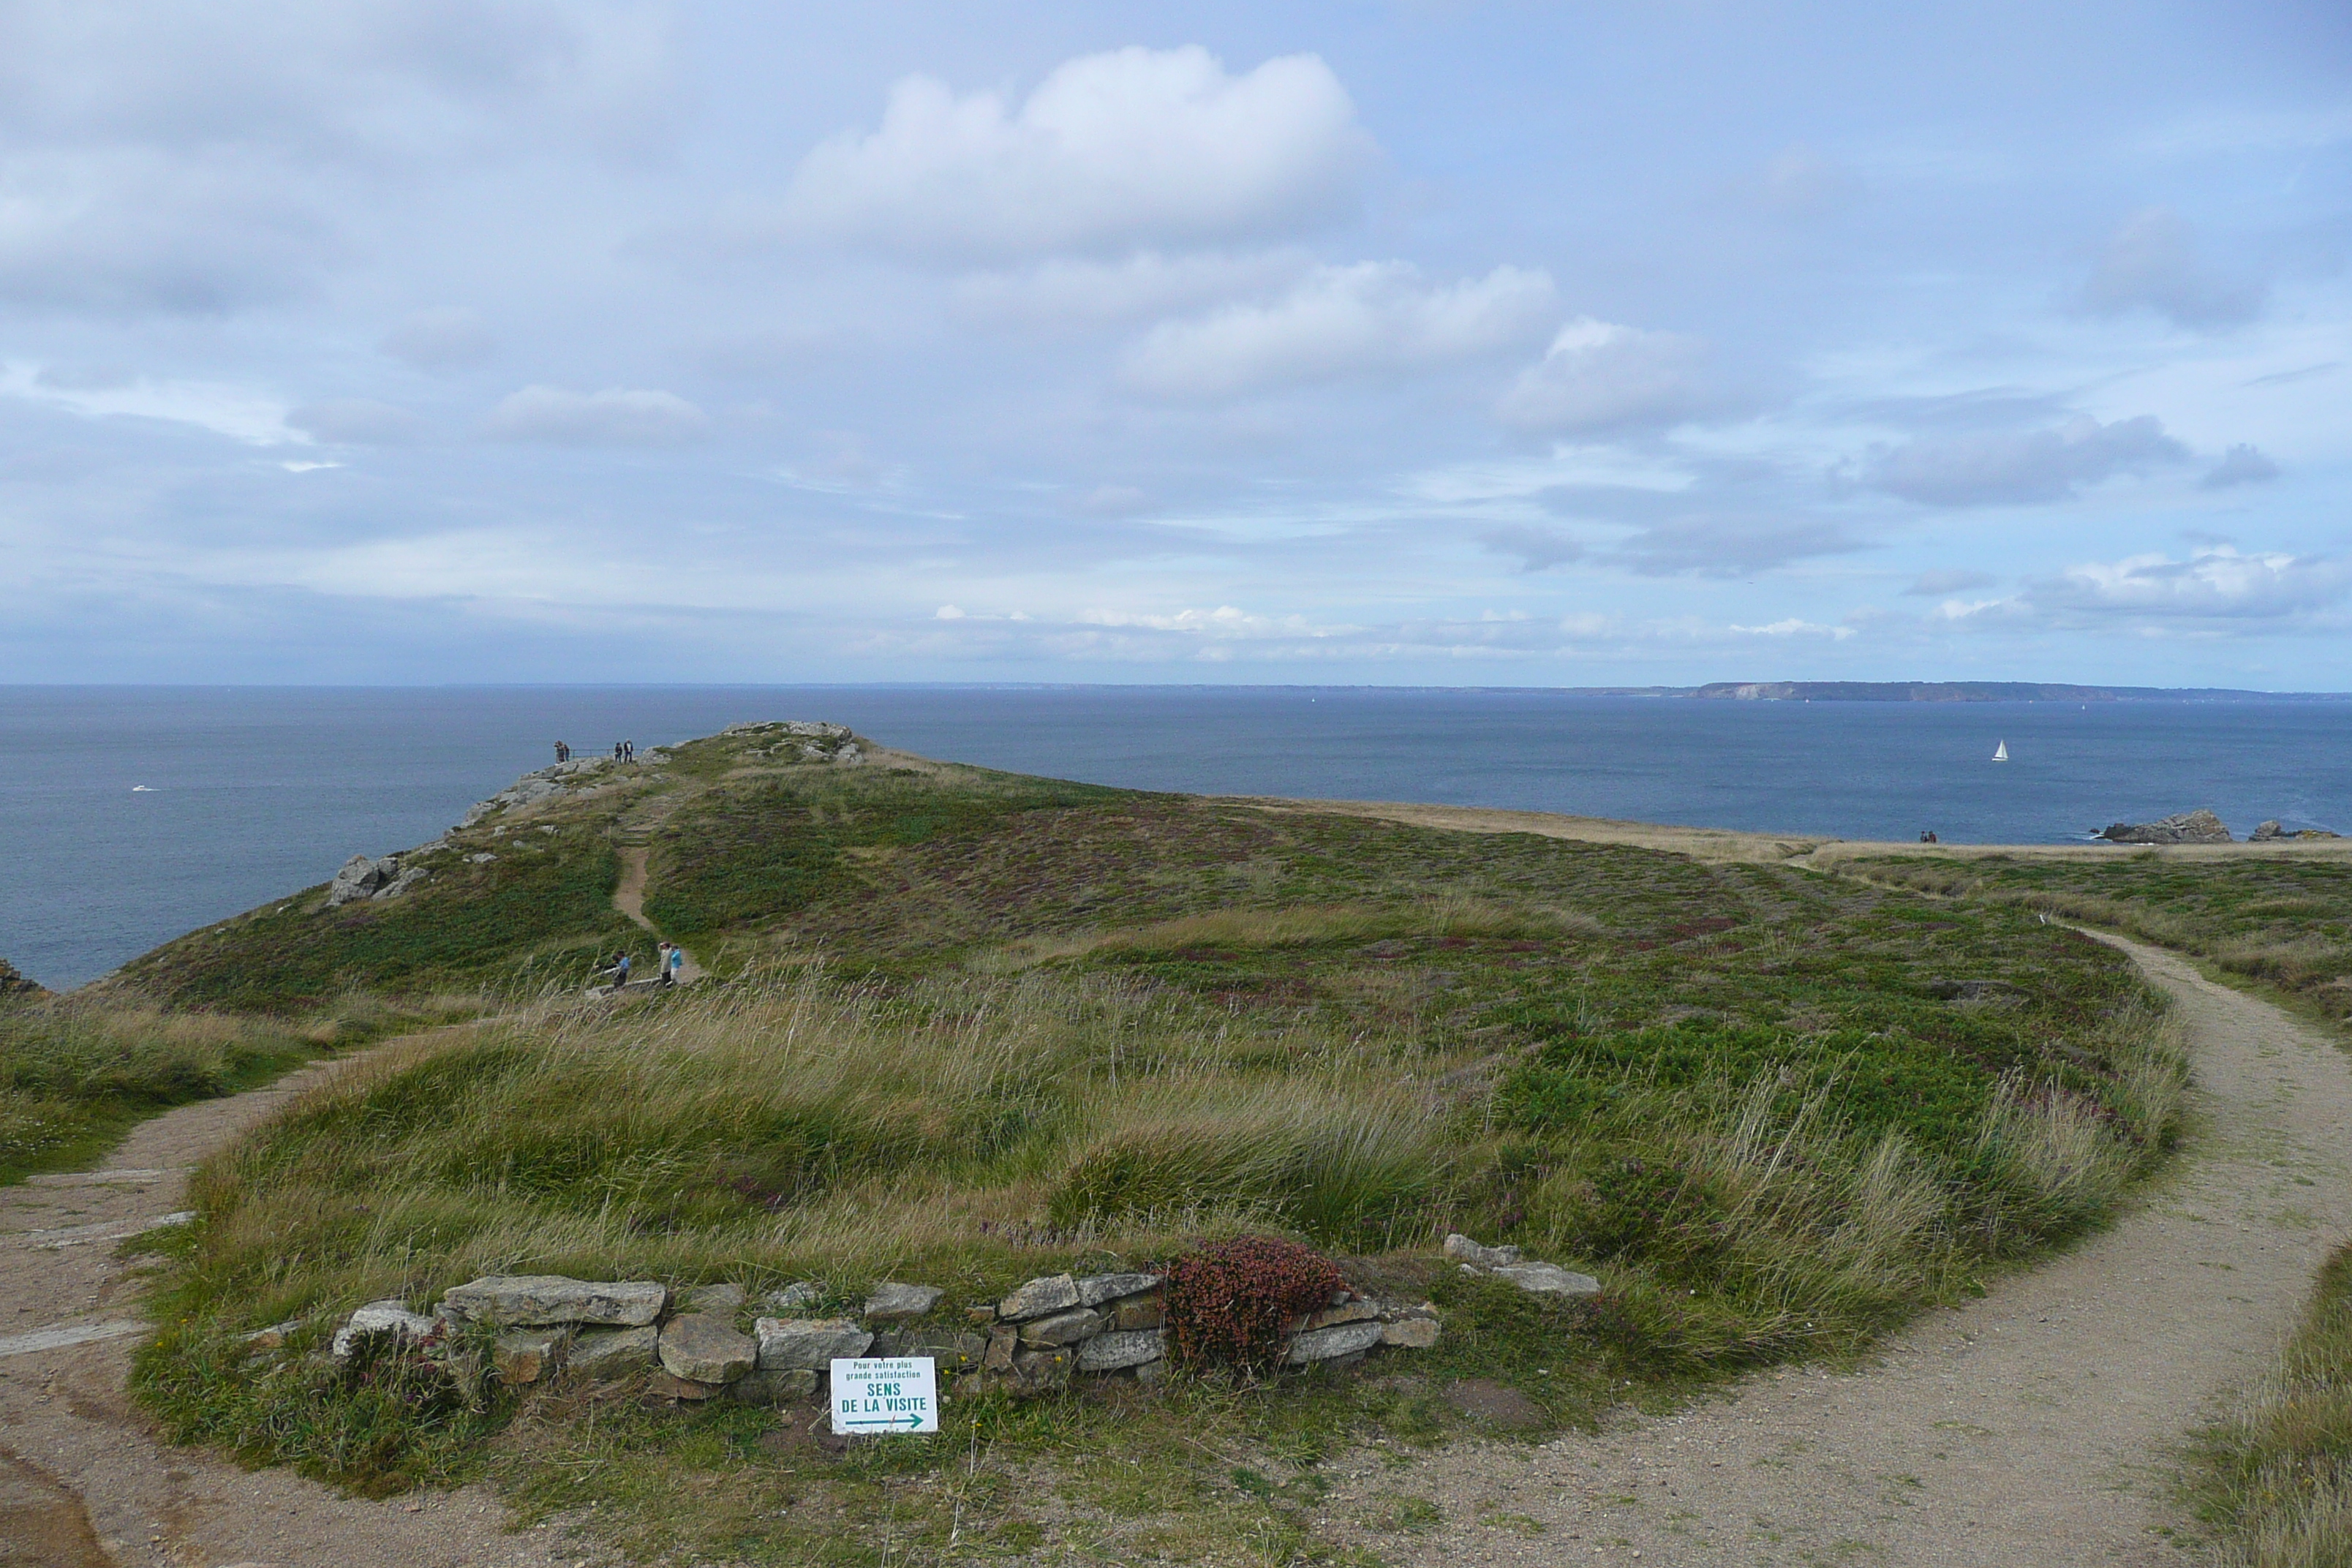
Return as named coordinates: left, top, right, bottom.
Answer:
left=1311, top=933, right=2352, bottom=1566
left=0, top=1037, right=617, bottom=1568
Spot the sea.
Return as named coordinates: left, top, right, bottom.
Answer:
left=3, top=685, right=2347, bottom=992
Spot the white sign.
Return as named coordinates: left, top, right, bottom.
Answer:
left=830, top=1355, right=939, bottom=1436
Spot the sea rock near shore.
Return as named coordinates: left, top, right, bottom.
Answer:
left=2251, top=820, right=2343, bottom=842
left=2098, top=809, right=2232, bottom=845
left=0, top=956, right=46, bottom=1001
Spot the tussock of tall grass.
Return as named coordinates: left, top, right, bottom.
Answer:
left=2192, top=1243, right=2352, bottom=1568
left=0, top=995, right=325, bottom=1181
left=982, top=897, right=1602, bottom=971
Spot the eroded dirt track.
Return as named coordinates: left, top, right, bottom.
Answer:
left=0, top=1044, right=611, bottom=1568
left=1316, top=935, right=2352, bottom=1566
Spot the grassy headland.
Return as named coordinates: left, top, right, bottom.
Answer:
left=118, top=722, right=2195, bottom=1563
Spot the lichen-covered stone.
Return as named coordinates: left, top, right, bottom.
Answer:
left=863, top=1282, right=943, bottom=1322
left=1010, top=1346, right=1073, bottom=1394
left=755, top=1316, right=872, bottom=1370
left=329, top=1300, right=440, bottom=1361
left=1286, top=1321, right=1383, bottom=1364
left=439, top=1275, right=667, bottom=1327
left=998, top=1274, right=1080, bottom=1321
left=984, top=1325, right=1018, bottom=1372
left=570, top=1324, right=660, bottom=1377
left=1077, top=1330, right=1164, bottom=1372
left=1379, top=1317, right=1441, bottom=1349
left=494, top=1327, right=572, bottom=1384
left=1017, top=1307, right=1102, bottom=1347
left=1443, top=1234, right=1523, bottom=1268
left=660, top=1313, right=757, bottom=1384
left=1074, top=1271, right=1161, bottom=1308
left=1296, top=1299, right=1380, bottom=1332
left=1490, top=1262, right=1599, bottom=1298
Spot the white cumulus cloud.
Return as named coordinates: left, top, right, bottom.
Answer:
left=772, top=46, right=1370, bottom=260
left=1120, top=262, right=1556, bottom=400
left=1495, top=318, right=1722, bottom=434
left=481, top=385, right=707, bottom=445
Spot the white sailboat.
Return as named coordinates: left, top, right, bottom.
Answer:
left=1991, top=740, right=2009, bottom=763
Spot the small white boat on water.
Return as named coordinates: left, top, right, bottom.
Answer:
left=1991, top=741, right=2009, bottom=763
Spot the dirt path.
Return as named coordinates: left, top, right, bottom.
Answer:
left=612, top=845, right=701, bottom=983
left=0, top=1039, right=617, bottom=1568
left=1308, top=932, right=2352, bottom=1566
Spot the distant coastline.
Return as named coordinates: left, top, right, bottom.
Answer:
left=1671, top=682, right=2352, bottom=703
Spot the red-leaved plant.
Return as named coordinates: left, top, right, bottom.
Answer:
left=1163, top=1235, right=1346, bottom=1375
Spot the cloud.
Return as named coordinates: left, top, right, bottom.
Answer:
left=2201, top=443, right=2280, bottom=489
left=1495, top=319, right=1725, bottom=434
left=1745, top=144, right=1858, bottom=219
left=1872, top=414, right=2187, bottom=506
left=0, top=150, right=333, bottom=313
left=1942, top=547, right=2352, bottom=629
left=288, top=398, right=430, bottom=445
left=1609, top=516, right=1865, bottom=577
left=2043, top=546, right=2350, bottom=621
left=1120, top=262, right=1556, bottom=399
left=1728, top=617, right=1855, bottom=639
left=380, top=308, right=494, bottom=370
left=953, top=249, right=1309, bottom=328
left=1480, top=524, right=1585, bottom=572
left=3, top=362, right=299, bottom=443
left=2078, top=208, right=2265, bottom=331
left=772, top=47, right=1370, bottom=260
left=481, top=385, right=707, bottom=445
left=1904, top=568, right=1997, bottom=595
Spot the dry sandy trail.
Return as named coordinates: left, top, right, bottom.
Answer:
left=1312, top=933, right=2352, bottom=1567
left=0, top=1039, right=617, bottom=1568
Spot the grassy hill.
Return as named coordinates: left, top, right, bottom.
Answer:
left=111, top=720, right=2201, bottom=1563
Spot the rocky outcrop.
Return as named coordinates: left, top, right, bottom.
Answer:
left=723, top=720, right=865, bottom=766
left=2252, top=820, right=2343, bottom=841
left=0, top=956, right=46, bottom=1002
left=2098, top=809, right=2232, bottom=845
left=1444, top=1233, right=1602, bottom=1299
left=457, top=755, right=615, bottom=830
left=325, top=852, right=431, bottom=906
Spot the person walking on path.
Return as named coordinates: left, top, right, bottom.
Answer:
left=667, top=943, right=685, bottom=985
left=656, top=941, right=674, bottom=987
left=607, top=951, right=631, bottom=991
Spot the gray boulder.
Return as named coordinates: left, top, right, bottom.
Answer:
left=327, top=854, right=396, bottom=907
left=1286, top=1320, right=1384, bottom=1365
left=1017, top=1308, right=1102, bottom=1347
left=330, top=1300, right=440, bottom=1360
left=1442, top=1233, right=1523, bottom=1268
left=2099, top=809, right=2232, bottom=845
left=755, top=1316, right=872, bottom=1370
left=2253, top=819, right=2286, bottom=841
left=1077, top=1330, right=1165, bottom=1373
left=569, top=1324, right=660, bottom=1378
left=438, top=1275, right=667, bottom=1327
left=1075, top=1271, right=1162, bottom=1308
left=863, top=1282, right=942, bottom=1322
left=659, top=1313, right=757, bottom=1384
left=1491, top=1262, right=1602, bottom=1298
left=998, top=1274, right=1080, bottom=1321
left=374, top=864, right=430, bottom=900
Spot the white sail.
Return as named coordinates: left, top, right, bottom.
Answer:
left=1992, top=741, right=2008, bottom=762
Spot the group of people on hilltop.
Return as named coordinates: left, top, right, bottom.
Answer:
left=551, top=739, right=636, bottom=764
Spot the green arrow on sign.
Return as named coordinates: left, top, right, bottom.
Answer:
left=840, top=1412, right=924, bottom=1431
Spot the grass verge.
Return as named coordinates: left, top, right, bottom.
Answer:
left=2190, top=1242, right=2352, bottom=1567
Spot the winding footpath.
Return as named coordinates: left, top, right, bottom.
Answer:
left=1314, top=934, right=2352, bottom=1566
left=1, top=935, right=2345, bottom=1565
left=0, top=1038, right=615, bottom=1568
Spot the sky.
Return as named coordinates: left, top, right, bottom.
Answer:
left=1, top=0, right=2347, bottom=688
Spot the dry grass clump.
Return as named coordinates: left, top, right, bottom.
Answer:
left=2193, top=1243, right=2352, bottom=1567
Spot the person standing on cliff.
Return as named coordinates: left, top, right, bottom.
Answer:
left=656, top=940, right=674, bottom=986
